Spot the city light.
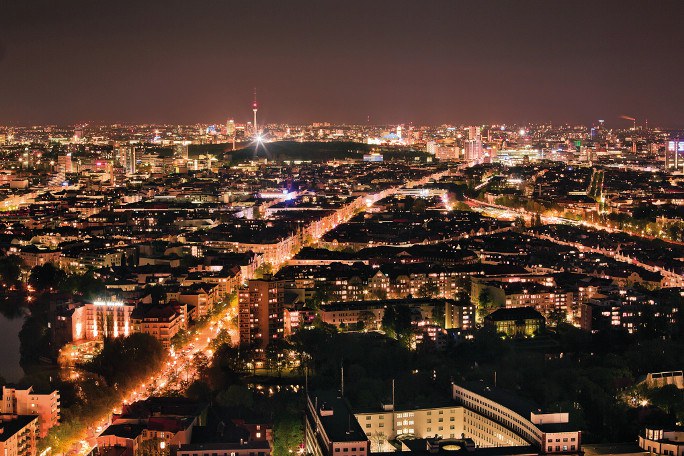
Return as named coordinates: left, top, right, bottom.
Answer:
left=93, top=300, right=124, bottom=307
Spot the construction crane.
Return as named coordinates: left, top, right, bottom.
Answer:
left=620, top=115, right=636, bottom=131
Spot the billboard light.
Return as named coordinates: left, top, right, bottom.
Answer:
left=93, top=300, right=124, bottom=307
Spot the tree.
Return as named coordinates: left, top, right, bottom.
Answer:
left=547, top=308, right=567, bottom=327
left=185, top=380, right=212, bottom=402
left=477, top=288, right=498, bottom=318
left=310, top=280, right=334, bottom=308
left=358, top=310, right=378, bottom=330
left=411, top=198, right=428, bottom=213
left=0, top=255, right=24, bottom=289
left=266, top=339, right=291, bottom=375
left=647, top=385, right=684, bottom=416
left=272, top=412, right=304, bottom=456
left=192, top=351, right=210, bottom=375
left=453, top=201, right=472, bottom=212
left=136, top=438, right=169, bottom=456
left=381, top=305, right=397, bottom=338
left=29, top=263, right=66, bottom=292
left=254, top=262, right=273, bottom=279
left=88, top=333, right=165, bottom=389
left=432, top=303, right=446, bottom=326
left=60, top=269, right=106, bottom=299
left=368, top=287, right=387, bottom=301
left=369, top=431, right=389, bottom=453
left=215, top=385, right=254, bottom=409
left=381, top=304, right=413, bottom=347
left=514, top=216, right=527, bottom=229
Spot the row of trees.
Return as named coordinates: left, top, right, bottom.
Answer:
left=0, top=254, right=106, bottom=298
left=39, top=334, right=166, bottom=454
left=86, top=333, right=165, bottom=389
left=179, top=341, right=304, bottom=456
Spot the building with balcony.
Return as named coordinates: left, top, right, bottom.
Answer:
left=131, top=305, right=184, bottom=349
left=0, top=414, right=38, bottom=456
left=238, top=277, right=286, bottom=352
left=1, top=386, right=60, bottom=438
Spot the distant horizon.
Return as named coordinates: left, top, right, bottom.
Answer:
left=1, top=119, right=682, bottom=130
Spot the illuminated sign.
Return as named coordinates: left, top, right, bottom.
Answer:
left=92, top=300, right=124, bottom=307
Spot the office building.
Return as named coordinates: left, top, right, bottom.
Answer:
left=305, top=391, right=369, bottom=456
left=226, top=119, right=236, bottom=137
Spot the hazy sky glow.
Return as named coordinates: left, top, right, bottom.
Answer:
left=1, top=0, right=683, bottom=127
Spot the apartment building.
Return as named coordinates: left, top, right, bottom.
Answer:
left=1, top=387, right=60, bottom=438
left=0, top=414, right=38, bottom=456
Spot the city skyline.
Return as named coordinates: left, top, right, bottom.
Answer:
left=1, top=3, right=684, bottom=456
left=2, top=0, right=684, bottom=126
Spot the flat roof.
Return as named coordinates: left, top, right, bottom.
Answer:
left=308, top=391, right=368, bottom=443
left=0, top=415, right=38, bottom=442
left=179, top=441, right=270, bottom=451
left=458, top=382, right=540, bottom=419
left=457, top=383, right=577, bottom=434
left=100, top=423, right=146, bottom=440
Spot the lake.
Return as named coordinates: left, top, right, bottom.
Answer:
left=0, top=314, right=25, bottom=383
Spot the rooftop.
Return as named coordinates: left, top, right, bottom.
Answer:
left=308, top=391, right=368, bottom=443
left=0, top=415, right=38, bottom=442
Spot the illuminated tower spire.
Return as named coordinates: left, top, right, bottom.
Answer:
left=252, top=88, right=258, bottom=136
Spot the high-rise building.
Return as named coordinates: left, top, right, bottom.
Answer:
left=57, top=153, right=72, bottom=174
left=124, top=146, right=137, bottom=175
left=666, top=139, right=684, bottom=171
left=238, top=277, right=285, bottom=353
left=0, top=414, right=38, bottom=456
left=226, top=119, right=235, bottom=137
left=1, top=386, right=60, bottom=438
left=468, top=126, right=481, bottom=140
left=73, top=126, right=83, bottom=142
left=465, top=139, right=483, bottom=163
left=426, top=141, right=438, bottom=155
left=465, top=126, right=484, bottom=163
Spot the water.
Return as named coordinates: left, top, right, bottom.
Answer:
left=0, top=314, right=25, bottom=383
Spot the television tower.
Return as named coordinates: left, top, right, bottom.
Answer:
left=252, top=88, right=258, bottom=136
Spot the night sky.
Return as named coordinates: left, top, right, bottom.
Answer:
left=1, top=0, right=683, bottom=127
